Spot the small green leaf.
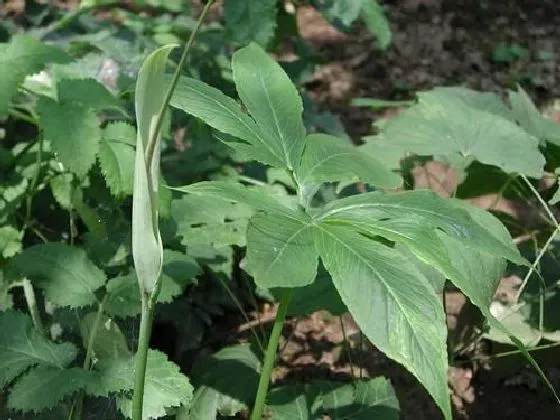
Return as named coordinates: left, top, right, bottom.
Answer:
left=0, top=34, right=72, bottom=115
left=109, top=350, right=193, bottom=419
left=182, top=344, right=260, bottom=419
left=7, top=367, right=91, bottom=413
left=132, top=45, right=176, bottom=294
left=9, top=243, right=106, bottom=307
left=80, top=312, right=131, bottom=359
left=296, top=133, right=401, bottom=188
left=99, top=122, right=136, bottom=196
left=170, top=77, right=284, bottom=167
left=311, top=0, right=362, bottom=30
left=0, top=311, right=77, bottom=387
left=268, top=377, right=399, bottom=420
left=360, top=0, right=392, bottom=50
left=57, top=78, right=122, bottom=112
left=37, top=96, right=101, bottom=177
left=224, top=0, right=277, bottom=46
left=232, top=43, right=307, bottom=170
left=247, top=210, right=318, bottom=288
left=314, top=224, right=450, bottom=419
left=0, top=226, right=23, bottom=258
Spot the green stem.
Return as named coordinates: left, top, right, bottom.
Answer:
left=22, top=278, right=44, bottom=335
left=251, top=289, right=292, bottom=420
left=144, top=0, right=214, bottom=168
left=132, top=293, right=156, bottom=420
left=25, top=135, right=44, bottom=226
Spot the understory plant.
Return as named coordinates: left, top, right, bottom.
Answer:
left=167, top=42, right=550, bottom=419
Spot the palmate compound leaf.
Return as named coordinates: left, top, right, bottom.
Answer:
left=98, top=122, right=136, bottom=196
left=8, top=243, right=106, bottom=307
left=0, top=311, right=77, bottom=388
left=0, top=34, right=72, bottom=115
left=7, top=366, right=91, bottom=413
left=87, top=350, right=193, bottom=419
left=132, top=45, right=175, bottom=294
left=268, top=377, right=399, bottom=420
left=36, top=96, right=102, bottom=177
left=381, top=87, right=545, bottom=177
left=224, top=0, right=277, bottom=46
left=314, top=223, right=450, bottom=419
left=295, top=133, right=401, bottom=189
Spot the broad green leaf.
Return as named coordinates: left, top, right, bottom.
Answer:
left=132, top=45, right=175, bottom=294
left=7, top=367, right=90, bottom=413
left=109, top=350, right=193, bottom=419
left=181, top=344, right=260, bottom=419
left=360, top=0, right=392, bottom=50
left=268, top=377, right=399, bottom=420
left=247, top=210, right=318, bottom=288
left=170, top=77, right=284, bottom=167
left=170, top=181, right=292, bottom=215
left=232, top=43, right=306, bottom=170
left=49, top=173, right=74, bottom=210
left=37, top=97, right=101, bottom=177
left=57, top=78, right=122, bottom=112
left=0, top=311, right=77, bottom=387
left=0, top=34, right=72, bottom=115
left=296, top=133, right=401, bottom=188
left=382, top=89, right=545, bottom=177
left=508, top=86, right=560, bottom=146
left=224, top=0, right=277, bottom=46
left=0, top=226, right=23, bottom=258
left=99, top=122, right=136, bottom=196
left=105, top=274, right=142, bottom=318
left=80, top=312, right=131, bottom=359
left=317, top=190, right=526, bottom=267
left=9, top=243, right=106, bottom=307
left=314, top=224, right=450, bottom=419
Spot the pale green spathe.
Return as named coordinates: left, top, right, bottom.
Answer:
left=132, top=44, right=176, bottom=294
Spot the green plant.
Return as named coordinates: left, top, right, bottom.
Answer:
left=168, top=42, right=540, bottom=419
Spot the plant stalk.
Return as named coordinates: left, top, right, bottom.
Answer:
left=22, top=278, right=44, bottom=335
left=251, top=289, right=293, bottom=420
left=132, top=292, right=156, bottom=420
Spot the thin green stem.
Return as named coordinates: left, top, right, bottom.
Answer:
left=22, top=278, right=44, bottom=335
left=144, top=0, right=214, bottom=168
left=251, top=289, right=293, bottom=420
left=132, top=293, right=156, bottom=420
